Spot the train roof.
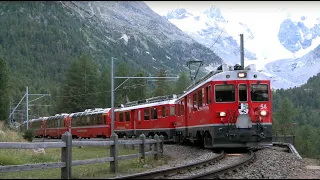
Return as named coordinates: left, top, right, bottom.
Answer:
left=116, top=94, right=178, bottom=111
left=178, top=64, right=271, bottom=100
left=69, top=108, right=111, bottom=117
left=115, top=99, right=176, bottom=112
left=47, top=113, right=69, bottom=121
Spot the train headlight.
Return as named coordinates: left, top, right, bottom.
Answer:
left=260, top=110, right=267, bottom=116
left=238, top=72, right=247, bottom=78
left=219, top=112, right=226, bottom=117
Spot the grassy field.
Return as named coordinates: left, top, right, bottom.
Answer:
left=0, top=124, right=170, bottom=179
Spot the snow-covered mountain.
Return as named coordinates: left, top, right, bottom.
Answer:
left=264, top=44, right=320, bottom=89
left=160, top=5, right=320, bottom=89
left=166, top=7, right=257, bottom=65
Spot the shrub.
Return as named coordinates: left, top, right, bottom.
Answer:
left=23, top=129, right=35, bottom=142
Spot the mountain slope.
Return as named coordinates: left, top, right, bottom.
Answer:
left=265, top=44, right=320, bottom=89
left=0, top=1, right=222, bottom=101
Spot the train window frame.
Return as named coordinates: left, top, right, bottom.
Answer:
left=119, top=112, right=124, bottom=122
left=92, top=115, right=96, bottom=125
left=144, top=108, right=150, bottom=120
left=206, top=85, right=212, bottom=104
left=86, top=116, right=91, bottom=126
left=170, top=106, right=175, bottom=116
left=138, top=110, right=141, bottom=122
left=104, top=115, right=108, bottom=124
left=193, top=93, right=197, bottom=111
left=97, top=114, right=102, bottom=125
left=125, top=111, right=130, bottom=122
left=250, top=84, right=269, bottom=102
left=238, top=84, right=248, bottom=102
left=214, top=84, right=236, bottom=103
left=198, top=89, right=203, bottom=108
left=188, top=96, right=192, bottom=113
left=181, top=101, right=184, bottom=115
left=151, top=108, right=157, bottom=120
left=162, top=106, right=167, bottom=117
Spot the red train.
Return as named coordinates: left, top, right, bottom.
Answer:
left=22, top=63, right=272, bottom=148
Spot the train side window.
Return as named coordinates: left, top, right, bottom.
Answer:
left=72, top=117, right=76, bottom=127
left=162, top=106, right=167, bottom=117
left=92, top=115, right=96, bottom=125
left=251, top=84, right=269, bottom=101
left=177, top=103, right=181, bottom=116
left=138, top=110, right=141, bottom=121
left=193, top=93, right=197, bottom=111
left=104, top=115, right=107, bottom=124
left=151, top=108, right=157, bottom=120
left=97, top=114, right=102, bottom=125
left=125, top=112, right=130, bottom=122
left=206, top=85, right=212, bottom=104
left=119, top=112, right=124, bottom=122
left=87, top=116, right=91, bottom=125
left=144, top=108, right=150, bottom=120
left=170, top=106, right=175, bottom=116
left=198, top=90, right=203, bottom=108
left=181, top=101, right=184, bottom=115
left=215, top=85, right=235, bottom=102
left=239, top=84, right=247, bottom=101
left=188, top=96, right=192, bottom=113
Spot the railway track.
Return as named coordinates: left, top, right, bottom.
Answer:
left=112, top=151, right=225, bottom=179
left=111, top=150, right=255, bottom=179
left=184, top=150, right=255, bottom=179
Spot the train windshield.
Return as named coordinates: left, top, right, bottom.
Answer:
left=239, top=84, right=247, bottom=101
left=215, top=84, right=235, bottom=102
left=250, top=84, right=269, bottom=101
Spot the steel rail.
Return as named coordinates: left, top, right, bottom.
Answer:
left=184, top=150, right=255, bottom=179
left=111, top=151, right=225, bottom=179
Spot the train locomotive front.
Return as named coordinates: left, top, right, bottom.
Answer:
left=208, top=64, right=272, bottom=148
left=175, top=64, right=273, bottom=148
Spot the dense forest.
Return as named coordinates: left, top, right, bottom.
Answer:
left=272, top=72, right=320, bottom=158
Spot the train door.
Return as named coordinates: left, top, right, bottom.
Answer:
left=135, top=109, right=142, bottom=135
left=132, top=109, right=136, bottom=136
left=237, top=82, right=251, bottom=128
left=185, top=95, right=192, bottom=138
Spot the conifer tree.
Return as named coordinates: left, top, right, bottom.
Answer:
left=154, top=68, right=170, bottom=96
left=0, top=57, right=11, bottom=122
left=57, top=54, right=99, bottom=113
left=174, top=71, right=190, bottom=95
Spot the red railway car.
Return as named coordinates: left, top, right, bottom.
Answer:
left=69, top=108, right=111, bottom=139
left=174, top=64, right=272, bottom=148
left=114, top=95, right=177, bottom=139
left=31, top=117, right=47, bottom=138
left=45, top=114, right=69, bottom=138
